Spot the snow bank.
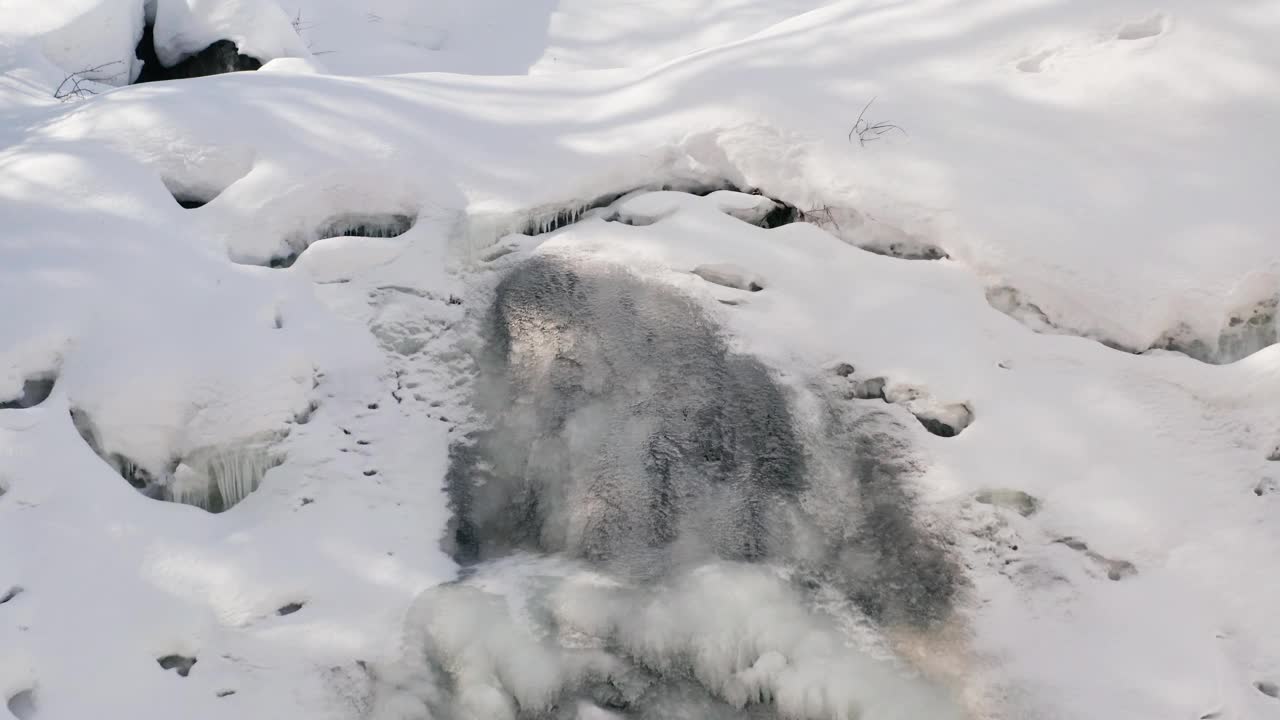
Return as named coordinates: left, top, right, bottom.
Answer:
left=151, top=0, right=307, bottom=67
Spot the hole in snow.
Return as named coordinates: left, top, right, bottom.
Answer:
left=691, top=264, right=764, bottom=292
left=606, top=187, right=799, bottom=231
left=159, top=168, right=245, bottom=210
left=6, top=689, right=35, bottom=720
left=484, top=180, right=738, bottom=244
left=1116, top=14, right=1165, bottom=41
left=317, top=213, right=415, bottom=240
left=1016, top=49, right=1054, bottom=73
left=71, top=409, right=161, bottom=490
left=974, top=488, right=1040, bottom=516
left=475, top=180, right=802, bottom=256
left=1255, top=478, right=1277, bottom=496
left=914, top=406, right=973, bottom=438
left=0, top=586, right=22, bottom=605
left=757, top=199, right=804, bottom=229
left=1256, top=681, right=1280, bottom=699
left=157, top=654, right=197, bottom=677
left=521, top=191, right=632, bottom=236
left=72, top=408, right=281, bottom=512
left=0, top=375, right=56, bottom=410
left=1054, top=537, right=1137, bottom=581
left=216, top=690, right=236, bottom=698
left=134, top=22, right=262, bottom=83
left=264, top=213, right=416, bottom=269
left=276, top=602, right=304, bottom=616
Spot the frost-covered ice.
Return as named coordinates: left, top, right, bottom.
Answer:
left=2, top=0, right=1280, bottom=719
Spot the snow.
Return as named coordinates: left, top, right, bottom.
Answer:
left=150, top=0, right=308, bottom=67
left=2, top=0, right=1279, bottom=718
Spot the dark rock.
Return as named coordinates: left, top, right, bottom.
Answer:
left=913, top=403, right=973, bottom=438
left=157, top=654, right=197, bottom=677
left=135, top=23, right=261, bottom=83
left=0, top=376, right=55, bottom=410
left=276, top=602, right=304, bottom=616
left=173, top=196, right=208, bottom=209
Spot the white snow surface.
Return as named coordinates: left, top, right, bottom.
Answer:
left=1, top=0, right=1279, bottom=718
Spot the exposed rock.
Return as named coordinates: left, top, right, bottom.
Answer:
left=276, top=602, right=304, bottom=616
left=0, top=376, right=56, bottom=410
left=157, top=654, right=197, bottom=677
left=135, top=23, right=262, bottom=83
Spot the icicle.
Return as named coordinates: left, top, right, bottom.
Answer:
left=170, top=462, right=214, bottom=509
left=174, top=441, right=282, bottom=512
left=210, top=444, right=278, bottom=510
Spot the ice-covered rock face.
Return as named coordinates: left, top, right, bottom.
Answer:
left=409, top=254, right=961, bottom=718
left=447, top=256, right=805, bottom=572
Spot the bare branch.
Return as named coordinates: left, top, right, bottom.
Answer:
left=847, top=96, right=908, bottom=147
left=54, top=61, right=125, bottom=101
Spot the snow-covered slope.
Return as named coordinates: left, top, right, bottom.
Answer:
left=1, top=1, right=1279, bottom=719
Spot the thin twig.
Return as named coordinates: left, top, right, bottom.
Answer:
left=847, top=96, right=908, bottom=146
left=54, top=61, right=125, bottom=101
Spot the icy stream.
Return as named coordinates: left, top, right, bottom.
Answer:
left=375, top=254, right=963, bottom=719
